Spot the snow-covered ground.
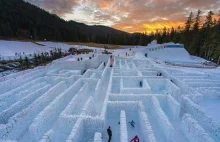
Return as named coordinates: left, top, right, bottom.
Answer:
left=0, top=40, right=220, bottom=142
left=0, top=40, right=105, bottom=61
left=0, top=40, right=51, bottom=60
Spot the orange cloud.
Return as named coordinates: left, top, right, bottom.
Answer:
left=25, top=0, right=220, bottom=33
left=113, top=22, right=185, bottom=34
left=143, top=22, right=185, bottom=33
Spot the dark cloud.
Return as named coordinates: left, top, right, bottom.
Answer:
left=25, top=0, right=220, bottom=32
left=25, top=0, right=82, bottom=16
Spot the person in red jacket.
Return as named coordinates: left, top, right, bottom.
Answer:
left=130, top=135, right=139, bottom=142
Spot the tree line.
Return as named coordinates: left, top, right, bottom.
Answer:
left=19, top=48, right=65, bottom=69
left=151, top=10, right=220, bottom=62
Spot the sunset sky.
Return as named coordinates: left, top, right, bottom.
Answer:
left=25, top=0, right=220, bottom=33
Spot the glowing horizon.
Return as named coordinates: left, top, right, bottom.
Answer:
left=25, top=0, right=220, bottom=33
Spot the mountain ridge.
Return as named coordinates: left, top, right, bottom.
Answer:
left=0, top=0, right=142, bottom=45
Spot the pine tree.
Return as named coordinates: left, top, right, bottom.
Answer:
left=190, top=10, right=202, bottom=56
left=204, top=11, right=214, bottom=29
left=37, top=54, right=41, bottom=64
left=183, top=12, right=194, bottom=51
left=170, top=27, right=176, bottom=42
left=202, top=11, right=215, bottom=59
left=162, top=27, right=167, bottom=43
left=41, top=53, right=46, bottom=63
left=193, top=10, right=201, bottom=32
left=185, top=12, right=194, bottom=32
left=34, top=53, right=38, bottom=65
left=19, top=56, right=24, bottom=69
left=24, top=56, right=29, bottom=68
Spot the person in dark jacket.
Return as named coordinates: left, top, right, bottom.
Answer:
left=129, top=120, right=135, bottom=127
left=140, top=81, right=143, bottom=87
left=107, top=126, right=112, bottom=142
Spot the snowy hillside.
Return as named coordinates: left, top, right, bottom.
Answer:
left=0, top=40, right=106, bottom=61
left=0, top=40, right=220, bottom=142
left=135, top=41, right=209, bottom=65
left=0, top=40, right=51, bottom=60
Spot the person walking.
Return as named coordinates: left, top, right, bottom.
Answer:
left=129, top=120, right=135, bottom=128
left=130, top=135, right=139, bottom=142
left=140, top=81, right=143, bottom=87
left=107, top=126, right=112, bottom=142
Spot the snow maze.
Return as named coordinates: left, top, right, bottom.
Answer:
left=0, top=54, right=220, bottom=142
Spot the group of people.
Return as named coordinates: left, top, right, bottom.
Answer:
left=157, top=73, right=162, bottom=76
left=107, top=120, right=139, bottom=142
left=77, top=57, right=83, bottom=61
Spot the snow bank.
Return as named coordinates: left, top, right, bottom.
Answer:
left=97, top=62, right=105, bottom=70
left=39, top=129, right=55, bottom=142
left=0, top=70, right=46, bottom=94
left=0, top=40, right=51, bottom=60
left=36, top=41, right=72, bottom=51
left=140, top=71, right=157, bottom=76
left=198, top=87, right=220, bottom=98
left=138, top=102, right=156, bottom=142
left=15, top=82, right=47, bottom=99
left=147, top=78, right=180, bottom=97
left=182, top=97, right=220, bottom=141
left=0, top=67, right=45, bottom=82
left=188, top=82, right=220, bottom=87
left=159, top=69, right=196, bottom=102
left=142, top=43, right=193, bottom=62
left=29, top=81, right=72, bottom=142
left=83, top=117, right=104, bottom=133
left=51, top=75, right=78, bottom=87
left=121, top=78, right=151, bottom=94
left=109, top=94, right=167, bottom=103
left=49, top=54, right=109, bottom=71
left=120, top=110, right=128, bottom=142
left=84, top=69, right=95, bottom=78
left=107, top=101, right=139, bottom=116
left=167, top=95, right=180, bottom=120
left=0, top=84, right=51, bottom=124
left=94, top=68, right=110, bottom=99
left=0, top=81, right=66, bottom=140
left=82, top=97, right=97, bottom=116
left=56, top=115, right=78, bottom=140
left=113, top=70, right=139, bottom=76
left=93, top=132, right=102, bottom=142
left=91, top=72, right=102, bottom=78
left=66, top=118, right=84, bottom=142
left=0, top=77, right=45, bottom=110
left=61, top=83, right=89, bottom=116
left=181, top=113, right=214, bottom=142
left=150, top=96, right=174, bottom=141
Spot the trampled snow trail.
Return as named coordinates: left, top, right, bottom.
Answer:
left=0, top=49, right=220, bottom=142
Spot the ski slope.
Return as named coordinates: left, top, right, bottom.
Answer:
left=0, top=40, right=51, bottom=60
left=148, top=46, right=192, bottom=62
left=136, top=41, right=206, bottom=64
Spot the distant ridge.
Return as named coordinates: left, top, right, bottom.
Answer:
left=0, top=0, right=141, bottom=45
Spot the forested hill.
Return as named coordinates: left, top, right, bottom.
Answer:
left=0, top=0, right=137, bottom=44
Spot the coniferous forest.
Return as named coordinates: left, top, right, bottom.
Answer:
left=0, top=0, right=220, bottom=62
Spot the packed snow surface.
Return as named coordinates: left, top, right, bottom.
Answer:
left=0, top=40, right=105, bottom=60
left=0, top=41, right=220, bottom=142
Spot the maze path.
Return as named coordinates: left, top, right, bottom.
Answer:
left=0, top=55, right=219, bottom=142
